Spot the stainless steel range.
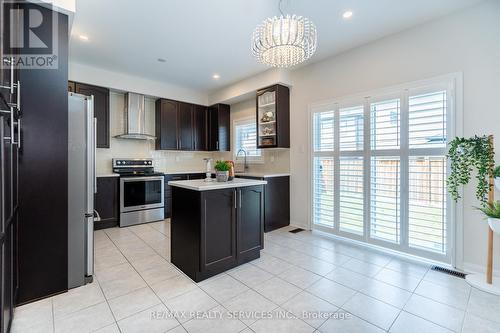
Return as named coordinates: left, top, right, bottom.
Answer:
left=113, top=158, right=164, bottom=227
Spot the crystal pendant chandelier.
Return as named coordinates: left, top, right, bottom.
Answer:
left=252, top=0, right=317, bottom=68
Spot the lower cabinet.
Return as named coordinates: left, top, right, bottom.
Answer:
left=237, top=186, right=264, bottom=263
left=94, top=177, right=119, bottom=229
left=200, top=189, right=237, bottom=272
left=171, top=185, right=264, bottom=282
left=164, top=173, right=204, bottom=218
left=236, top=175, right=290, bottom=232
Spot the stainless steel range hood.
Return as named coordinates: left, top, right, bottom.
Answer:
left=114, top=93, right=156, bottom=140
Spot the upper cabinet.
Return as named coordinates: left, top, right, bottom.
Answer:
left=68, top=81, right=110, bottom=148
left=208, top=103, right=230, bottom=151
left=155, top=99, right=228, bottom=152
left=156, top=99, right=201, bottom=151
left=193, top=104, right=208, bottom=151
left=256, top=84, right=290, bottom=148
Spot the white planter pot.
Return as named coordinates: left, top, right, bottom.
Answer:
left=215, top=170, right=229, bottom=182
left=488, top=218, right=500, bottom=235
left=495, top=178, right=500, bottom=191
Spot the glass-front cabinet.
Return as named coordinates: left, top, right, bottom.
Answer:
left=256, top=84, right=290, bottom=149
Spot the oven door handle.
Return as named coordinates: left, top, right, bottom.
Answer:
left=120, top=176, right=164, bottom=182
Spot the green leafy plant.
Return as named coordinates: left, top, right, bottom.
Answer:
left=477, top=201, right=500, bottom=219
left=447, top=135, right=495, bottom=206
left=494, top=166, right=500, bottom=178
left=214, top=160, right=231, bottom=172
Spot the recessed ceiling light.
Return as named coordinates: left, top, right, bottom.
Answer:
left=79, top=35, right=89, bottom=41
left=157, top=58, right=166, bottom=63
left=212, top=74, right=220, bottom=79
left=342, top=10, right=353, bottom=19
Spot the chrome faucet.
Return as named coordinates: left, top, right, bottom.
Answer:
left=236, top=148, right=249, bottom=173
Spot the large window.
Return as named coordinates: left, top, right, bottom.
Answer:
left=312, top=79, right=453, bottom=262
left=234, top=118, right=262, bottom=162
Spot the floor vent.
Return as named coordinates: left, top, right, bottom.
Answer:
left=431, top=266, right=466, bottom=279
left=289, top=228, right=305, bottom=234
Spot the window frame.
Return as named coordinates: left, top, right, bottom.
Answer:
left=308, top=74, right=463, bottom=265
left=233, top=116, right=264, bottom=164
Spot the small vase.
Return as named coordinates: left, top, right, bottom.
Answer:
left=495, top=178, right=500, bottom=191
left=488, top=218, right=500, bottom=234
left=216, top=170, right=229, bottom=182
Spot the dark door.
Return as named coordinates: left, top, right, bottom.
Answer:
left=201, top=189, right=237, bottom=272
left=193, top=105, right=207, bottom=151
left=164, top=174, right=188, bottom=218
left=178, top=102, right=194, bottom=151
left=94, top=177, right=119, bottom=229
left=217, top=104, right=230, bottom=151
left=264, top=176, right=290, bottom=232
left=74, top=83, right=109, bottom=148
left=17, top=5, right=69, bottom=303
left=156, top=99, right=178, bottom=150
left=207, top=106, right=219, bottom=151
left=236, top=186, right=264, bottom=262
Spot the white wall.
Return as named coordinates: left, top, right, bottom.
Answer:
left=69, top=62, right=208, bottom=105
left=287, top=0, right=500, bottom=272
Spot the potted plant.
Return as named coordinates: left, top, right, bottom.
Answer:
left=478, top=201, right=500, bottom=234
left=494, top=166, right=500, bottom=191
left=447, top=135, right=495, bottom=206
left=214, top=160, right=231, bottom=182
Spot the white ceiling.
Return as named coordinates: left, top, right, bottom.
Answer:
left=70, top=0, right=482, bottom=93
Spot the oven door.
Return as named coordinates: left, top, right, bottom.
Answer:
left=120, top=176, right=164, bottom=213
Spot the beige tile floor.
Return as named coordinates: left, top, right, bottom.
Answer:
left=11, top=220, right=500, bottom=333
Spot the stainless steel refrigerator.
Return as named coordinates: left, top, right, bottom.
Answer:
left=68, top=92, right=95, bottom=288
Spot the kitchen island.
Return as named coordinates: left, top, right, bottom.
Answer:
left=168, top=178, right=267, bottom=282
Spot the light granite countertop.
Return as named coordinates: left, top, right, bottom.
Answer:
left=168, top=178, right=267, bottom=191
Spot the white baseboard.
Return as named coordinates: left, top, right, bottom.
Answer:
left=289, top=220, right=310, bottom=231
left=463, top=262, right=500, bottom=278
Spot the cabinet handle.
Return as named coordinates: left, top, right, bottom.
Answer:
left=234, top=190, right=237, bottom=209
left=216, top=141, right=219, bottom=150
left=239, top=190, right=242, bottom=208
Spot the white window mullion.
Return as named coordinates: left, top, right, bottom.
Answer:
left=333, top=104, right=340, bottom=234
left=400, top=90, right=410, bottom=249
left=363, top=97, right=371, bottom=241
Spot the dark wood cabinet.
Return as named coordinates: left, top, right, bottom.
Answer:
left=256, top=84, right=290, bottom=148
left=155, top=99, right=179, bottom=150
left=236, top=175, right=290, bottom=232
left=18, top=4, right=70, bottom=304
left=155, top=100, right=228, bottom=152
left=178, top=102, right=194, bottom=150
left=171, top=185, right=264, bottom=282
left=155, top=99, right=195, bottom=151
left=208, top=103, right=230, bottom=151
left=237, top=186, right=264, bottom=263
left=69, top=81, right=110, bottom=148
left=94, top=177, right=119, bottom=230
left=200, top=189, right=237, bottom=273
left=164, top=173, right=204, bottom=218
left=193, top=105, right=207, bottom=151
